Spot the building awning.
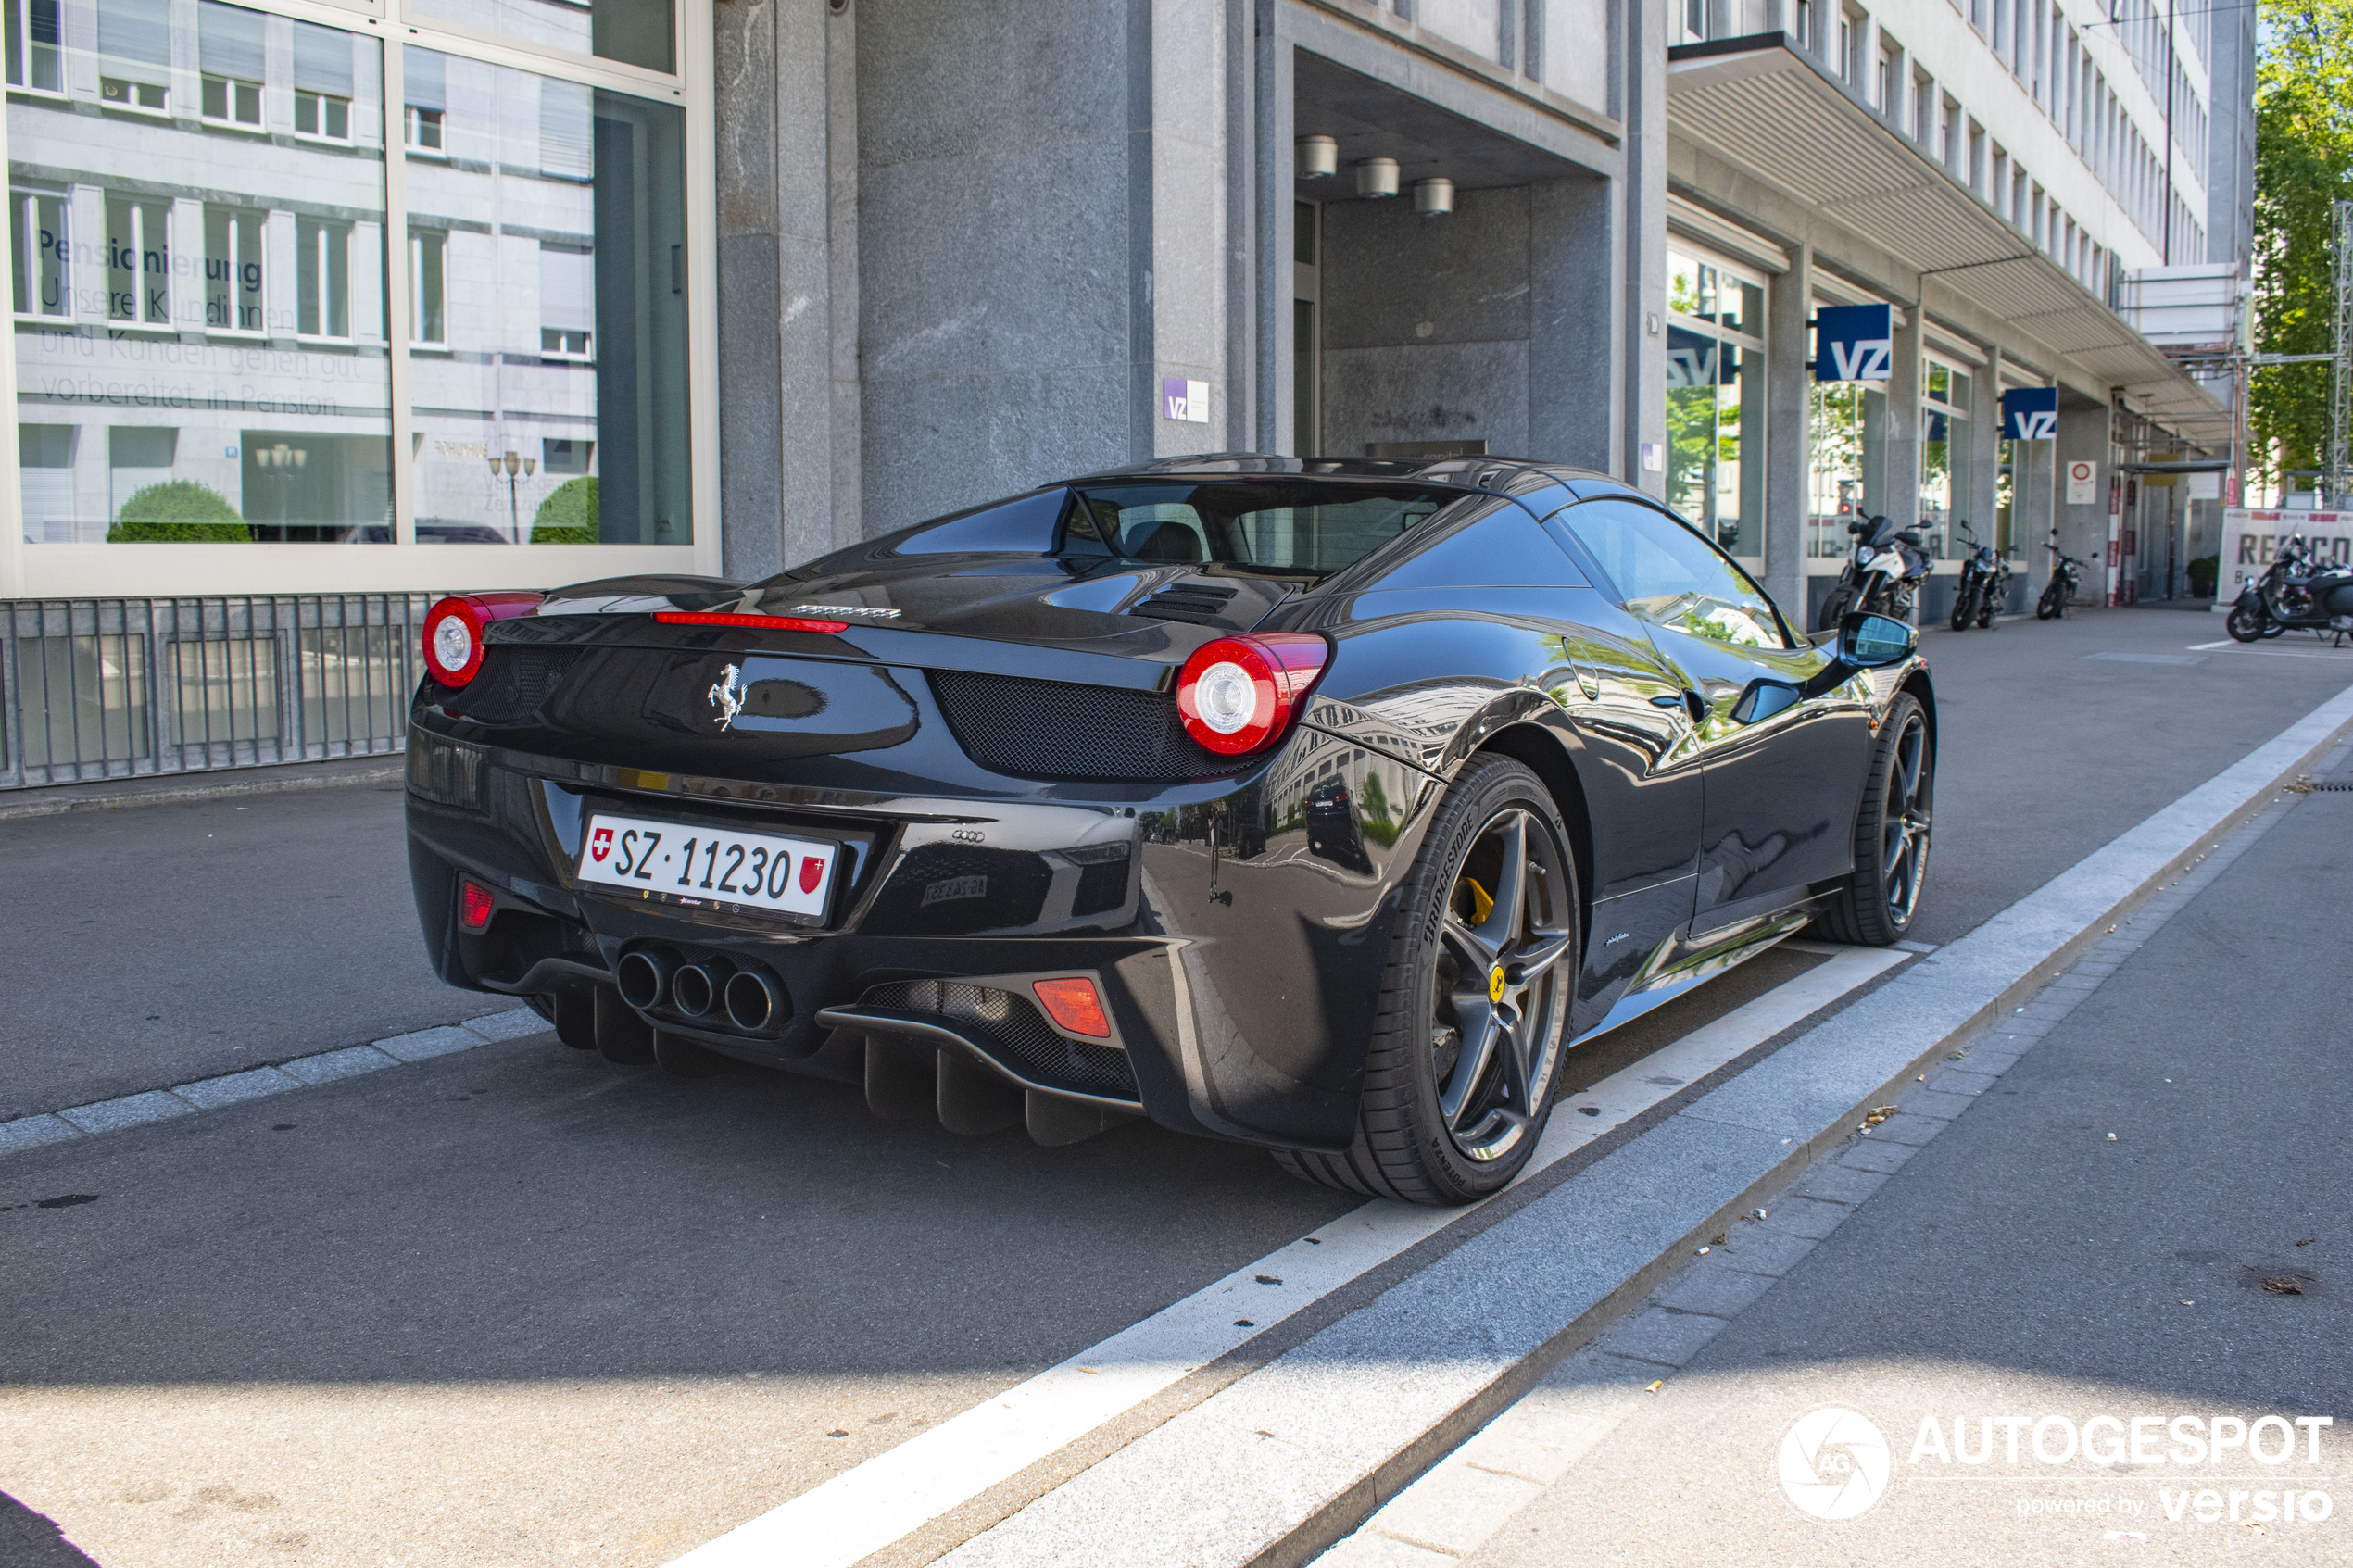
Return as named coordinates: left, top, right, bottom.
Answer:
left=1666, top=34, right=2231, bottom=444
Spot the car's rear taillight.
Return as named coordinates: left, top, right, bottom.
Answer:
left=422, top=593, right=545, bottom=688
left=1174, top=633, right=1330, bottom=757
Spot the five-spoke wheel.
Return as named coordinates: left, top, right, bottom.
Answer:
left=1276, top=756, right=1579, bottom=1205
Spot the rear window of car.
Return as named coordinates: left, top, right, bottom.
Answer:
left=1063, top=482, right=1460, bottom=580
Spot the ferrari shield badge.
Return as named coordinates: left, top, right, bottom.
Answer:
left=708, top=663, right=747, bottom=731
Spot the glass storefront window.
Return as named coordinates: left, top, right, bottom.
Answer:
left=406, top=0, right=677, bottom=75
left=1807, top=377, right=1886, bottom=558
left=10, top=0, right=393, bottom=544
left=1665, top=246, right=1767, bottom=561
left=402, top=46, right=688, bottom=545
left=1919, top=357, right=1973, bottom=558
left=9, top=0, right=698, bottom=549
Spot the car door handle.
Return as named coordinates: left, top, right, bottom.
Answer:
left=1651, top=690, right=1705, bottom=723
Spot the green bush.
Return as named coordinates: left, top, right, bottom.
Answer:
left=107, top=480, right=251, bottom=543
left=2186, top=553, right=2220, bottom=597
left=532, top=476, right=598, bottom=544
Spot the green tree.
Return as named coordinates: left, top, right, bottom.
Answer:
left=531, top=475, right=599, bottom=544
left=107, top=480, right=251, bottom=542
left=2251, top=0, right=2353, bottom=493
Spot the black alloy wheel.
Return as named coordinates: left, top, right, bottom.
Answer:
left=1276, top=756, right=1579, bottom=1206
left=2226, top=603, right=2268, bottom=643
left=1813, top=692, right=1933, bottom=947
left=1976, top=587, right=1997, bottom=629
left=2036, top=579, right=2066, bottom=620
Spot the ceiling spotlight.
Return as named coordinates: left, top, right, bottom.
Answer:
left=1295, top=134, right=1338, bottom=179
left=1413, top=176, right=1454, bottom=217
left=1355, top=157, right=1399, bottom=198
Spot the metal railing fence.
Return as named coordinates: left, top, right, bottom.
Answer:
left=0, top=595, right=432, bottom=790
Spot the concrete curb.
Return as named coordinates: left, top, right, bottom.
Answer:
left=925, top=687, right=2353, bottom=1568
left=0, top=756, right=405, bottom=821
left=0, top=1008, right=549, bottom=1155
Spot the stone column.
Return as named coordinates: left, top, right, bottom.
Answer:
left=1254, top=9, right=1292, bottom=453
left=1527, top=175, right=1620, bottom=473
left=1975, top=346, right=2009, bottom=595
left=1761, top=242, right=1812, bottom=623
left=714, top=0, right=854, bottom=578
left=1624, top=0, right=1667, bottom=493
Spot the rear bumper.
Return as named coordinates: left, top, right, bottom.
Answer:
left=404, top=724, right=1440, bottom=1152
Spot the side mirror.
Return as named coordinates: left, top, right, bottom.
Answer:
left=1838, top=610, right=1917, bottom=668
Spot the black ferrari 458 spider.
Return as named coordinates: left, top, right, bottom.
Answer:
left=406, top=456, right=1933, bottom=1205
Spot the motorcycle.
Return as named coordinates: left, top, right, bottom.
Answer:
left=1818, top=514, right=1931, bottom=630
left=1948, top=521, right=2010, bottom=632
left=2228, top=534, right=2353, bottom=645
left=2036, top=536, right=2086, bottom=621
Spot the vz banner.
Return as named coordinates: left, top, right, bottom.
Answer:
left=1814, top=304, right=1894, bottom=382
left=2002, top=387, right=2059, bottom=441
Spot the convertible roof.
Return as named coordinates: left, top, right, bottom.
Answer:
left=1067, top=452, right=1639, bottom=507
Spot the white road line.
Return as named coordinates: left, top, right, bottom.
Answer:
left=663, top=945, right=1907, bottom=1568
left=0, top=1009, right=548, bottom=1154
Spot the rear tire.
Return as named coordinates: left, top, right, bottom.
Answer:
left=1810, top=693, right=1932, bottom=947
left=1273, top=756, right=1579, bottom=1207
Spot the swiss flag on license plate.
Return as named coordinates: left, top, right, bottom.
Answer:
left=590, top=826, right=613, bottom=863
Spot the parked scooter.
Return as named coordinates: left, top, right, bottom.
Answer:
left=1818, top=514, right=1932, bottom=629
left=2036, top=535, right=2086, bottom=620
left=2228, top=534, right=2353, bottom=645
left=1948, top=521, right=2010, bottom=632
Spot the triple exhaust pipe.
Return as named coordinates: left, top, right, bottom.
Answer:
left=615, top=947, right=786, bottom=1035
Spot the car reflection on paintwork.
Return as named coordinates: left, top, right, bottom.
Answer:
left=1304, top=779, right=1369, bottom=870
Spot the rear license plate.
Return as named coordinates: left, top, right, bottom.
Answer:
left=576, top=812, right=837, bottom=922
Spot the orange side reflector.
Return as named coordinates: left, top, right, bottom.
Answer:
left=1032, top=977, right=1112, bottom=1039
left=654, top=611, right=849, bottom=633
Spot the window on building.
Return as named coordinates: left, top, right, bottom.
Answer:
left=1841, top=9, right=1862, bottom=84
left=1941, top=97, right=1961, bottom=169
left=1877, top=38, right=1900, bottom=114
left=404, top=45, right=687, bottom=546
left=1921, top=357, right=1975, bottom=559
left=1797, top=0, right=1814, bottom=50
left=104, top=195, right=171, bottom=325
left=1912, top=71, right=1933, bottom=142
left=1665, top=245, right=1768, bottom=566
left=202, top=205, right=264, bottom=332
left=409, top=231, right=447, bottom=345
left=296, top=218, right=351, bottom=339
left=405, top=106, right=445, bottom=151
left=10, top=0, right=698, bottom=554
left=6, top=0, right=62, bottom=92
left=11, top=189, right=69, bottom=318
left=1969, top=120, right=1985, bottom=192
left=409, top=0, right=676, bottom=73
left=294, top=89, right=351, bottom=140
left=201, top=75, right=262, bottom=125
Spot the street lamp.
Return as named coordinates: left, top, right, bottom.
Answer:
left=255, top=442, right=307, bottom=537
left=488, top=448, right=537, bottom=540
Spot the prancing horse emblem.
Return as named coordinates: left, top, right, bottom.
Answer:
left=708, top=663, right=747, bottom=731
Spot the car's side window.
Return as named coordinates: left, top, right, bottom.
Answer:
left=1561, top=497, right=1789, bottom=649
left=1357, top=500, right=1589, bottom=592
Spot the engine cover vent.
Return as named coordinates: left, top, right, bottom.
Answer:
left=1131, top=582, right=1239, bottom=624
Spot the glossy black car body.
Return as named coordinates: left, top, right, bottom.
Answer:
left=406, top=455, right=1933, bottom=1178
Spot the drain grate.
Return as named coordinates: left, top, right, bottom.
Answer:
left=2285, top=775, right=2353, bottom=794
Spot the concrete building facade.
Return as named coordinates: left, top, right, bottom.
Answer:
left=0, top=0, right=2249, bottom=782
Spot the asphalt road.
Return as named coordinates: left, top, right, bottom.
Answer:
left=0, top=780, right=511, bottom=1121
left=0, top=606, right=2347, bottom=1566
left=1466, top=730, right=2353, bottom=1565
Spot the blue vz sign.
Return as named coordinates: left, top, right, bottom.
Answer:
left=2001, top=387, right=2059, bottom=441
left=1814, top=304, right=1893, bottom=382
